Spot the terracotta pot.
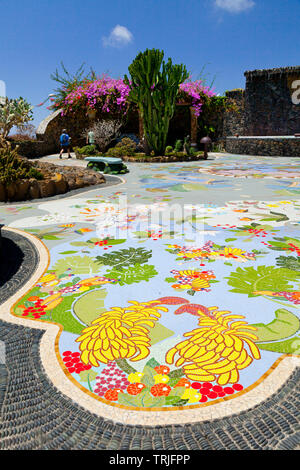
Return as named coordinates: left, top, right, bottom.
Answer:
left=29, top=179, right=41, bottom=199
left=6, top=182, right=17, bottom=201
left=38, top=180, right=56, bottom=198
left=87, top=109, right=96, bottom=120
left=0, top=182, right=6, bottom=202
left=14, top=180, right=30, bottom=201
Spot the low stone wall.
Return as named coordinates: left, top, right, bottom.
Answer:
left=10, top=140, right=57, bottom=158
left=122, top=154, right=204, bottom=163
left=225, top=136, right=300, bottom=157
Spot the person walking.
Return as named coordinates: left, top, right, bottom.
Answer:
left=86, top=129, right=95, bottom=146
left=59, top=129, right=72, bottom=159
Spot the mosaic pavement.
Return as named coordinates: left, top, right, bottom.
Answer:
left=0, top=153, right=299, bottom=449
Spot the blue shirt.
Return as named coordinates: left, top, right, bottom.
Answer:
left=60, top=133, right=70, bottom=145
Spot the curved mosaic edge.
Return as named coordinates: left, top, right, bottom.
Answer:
left=0, top=228, right=40, bottom=305
left=0, top=321, right=299, bottom=449
left=1, top=228, right=300, bottom=426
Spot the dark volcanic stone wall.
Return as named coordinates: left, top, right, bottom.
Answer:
left=9, top=140, right=57, bottom=158
left=223, top=89, right=246, bottom=137
left=226, top=137, right=300, bottom=157
left=244, top=67, right=300, bottom=136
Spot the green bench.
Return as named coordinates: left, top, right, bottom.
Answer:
left=85, top=157, right=129, bottom=175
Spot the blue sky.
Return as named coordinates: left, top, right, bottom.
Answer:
left=1, top=0, right=300, bottom=126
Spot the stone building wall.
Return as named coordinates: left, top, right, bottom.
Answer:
left=36, top=109, right=88, bottom=149
left=223, top=66, right=300, bottom=156
left=244, top=66, right=300, bottom=136
left=223, top=89, right=246, bottom=137
left=36, top=108, right=140, bottom=155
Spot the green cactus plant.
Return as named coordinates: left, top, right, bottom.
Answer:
left=0, top=137, right=43, bottom=185
left=0, top=97, right=33, bottom=140
left=124, top=49, right=188, bottom=156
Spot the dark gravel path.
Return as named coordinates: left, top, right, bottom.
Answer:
left=0, top=230, right=299, bottom=450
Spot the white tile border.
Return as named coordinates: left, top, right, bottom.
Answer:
left=1, top=227, right=299, bottom=426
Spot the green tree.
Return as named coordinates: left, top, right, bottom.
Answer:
left=124, top=49, right=188, bottom=155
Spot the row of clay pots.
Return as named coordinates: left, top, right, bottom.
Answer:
left=0, top=171, right=105, bottom=202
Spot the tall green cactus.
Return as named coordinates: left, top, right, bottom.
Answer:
left=124, top=49, right=188, bottom=156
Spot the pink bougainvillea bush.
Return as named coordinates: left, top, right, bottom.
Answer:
left=50, top=75, right=131, bottom=117
left=50, top=75, right=216, bottom=118
left=178, top=80, right=216, bottom=117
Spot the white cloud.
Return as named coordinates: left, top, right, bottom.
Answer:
left=102, top=25, right=133, bottom=48
left=214, top=0, right=255, bottom=13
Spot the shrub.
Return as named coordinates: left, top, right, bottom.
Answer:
left=106, top=137, right=136, bottom=157
left=27, top=167, right=44, bottom=180
left=9, top=134, right=35, bottom=142
left=174, top=151, right=186, bottom=158
left=116, top=133, right=139, bottom=146
left=9, top=124, right=36, bottom=142
left=75, top=145, right=98, bottom=156
left=174, top=139, right=183, bottom=152
left=105, top=147, right=122, bottom=157
left=106, top=146, right=135, bottom=158
left=165, top=146, right=173, bottom=155
left=83, top=119, right=123, bottom=152
left=189, top=147, right=197, bottom=156
left=132, top=152, right=146, bottom=159
left=115, top=137, right=136, bottom=151
left=53, top=73, right=130, bottom=116
left=0, top=138, right=43, bottom=185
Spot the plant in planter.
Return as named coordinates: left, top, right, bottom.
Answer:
left=0, top=138, right=43, bottom=183
left=0, top=137, right=44, bottom=201
left=174, top=139, right=183, bottom=152
left=73, top=145, right=100, bottom=159
left=106, top=137, right=136, bottom=158
left=173, top=151, right=186, bottom=158
left=165, top=146, right=174, bottom=155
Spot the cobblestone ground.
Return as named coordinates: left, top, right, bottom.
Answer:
left=0, top=155, right=299, bottom=450
left=0, top=320, right=299, bottom=450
